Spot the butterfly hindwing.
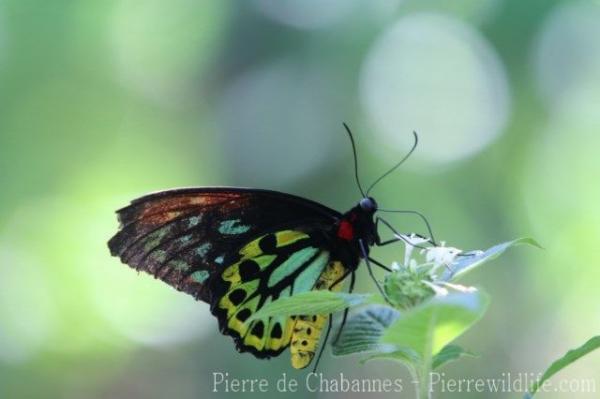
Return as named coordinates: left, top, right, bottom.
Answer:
left=212, top=230, right=324, bottom=354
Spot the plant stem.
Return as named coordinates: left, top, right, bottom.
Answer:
left=415, top=313, right=436, bottom=399
left=408, top=357, right=432, bottom=399
left=417, top=364, right=433, bottom=399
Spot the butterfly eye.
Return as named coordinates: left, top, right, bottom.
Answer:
left=359, top=197, right=377, bottom=212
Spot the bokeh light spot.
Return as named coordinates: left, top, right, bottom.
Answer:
left=522, top=113, right=600, bottom=335
left=253, top=0, right=358, bottom=30
left=399, top=0, right=500, bottom=25
left=360, top=13, right=510, bottom=166
left=0, top=246, right=57, bottom=363
left=0, top=11, right=5, bottom=67
left=110, top=0, right=226, bottom=105
left=533, top=1, right=600, bottom=110
left=218, top=58, right=343, bottom=187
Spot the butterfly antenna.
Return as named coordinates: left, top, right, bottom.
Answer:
left=366, top=131, right=419, bottom=196
left=342, top=122, right=367, bottom=198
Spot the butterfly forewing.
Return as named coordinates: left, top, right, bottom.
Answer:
left=108, top=188, right=340, bottom=302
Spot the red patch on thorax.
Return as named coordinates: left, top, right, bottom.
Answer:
left=337, top=220, right=354, bottom=241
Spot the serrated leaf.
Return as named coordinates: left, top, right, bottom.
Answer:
left=247, top=291, right=373, bottom=323
left=331, top=305, right=400, bottom=356
left=380, top=290, right=489, bottom=358
left=432, top=344, right=478, bottom=370
left=525, top=336, right=600, bottom=398
left=441, top=237, right=541, bottom=282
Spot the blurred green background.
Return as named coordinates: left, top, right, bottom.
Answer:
left=1, top=1, right=599, bottom=398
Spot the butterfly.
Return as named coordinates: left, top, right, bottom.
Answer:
left=107, top=124, right=434, bottom=370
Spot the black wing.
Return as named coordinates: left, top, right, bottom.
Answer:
left=108, top=187, right=341, bottom=303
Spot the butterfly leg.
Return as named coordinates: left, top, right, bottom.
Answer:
left=376, top=217, right=474, bottom=266
left=312, top=313, right=333, bottom=373
left=376, top=209, right=438, bottom=245
left=359, top=239, right=392, bottom=305
left=332, top=271, right=355, bottom=345
left=367, top=256, right=392, bottom=272
left=375, top=217, right=437, bottom=248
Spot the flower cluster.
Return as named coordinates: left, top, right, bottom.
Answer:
left=383, top=234, right=466, bottom=310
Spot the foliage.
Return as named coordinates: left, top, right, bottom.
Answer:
left=255, top=237, right=539, bottom=398
left=525, top=336, right=600, bottom=398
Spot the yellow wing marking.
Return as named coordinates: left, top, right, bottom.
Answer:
left=275, top=230, right=309, bottom=247
left=217, top=230, right=312, bottom=354
left=290, top=260, right=346, bottom=369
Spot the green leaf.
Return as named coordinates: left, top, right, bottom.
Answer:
left=441, top=237, right=541, bottom=282
left=380, top=290, right=490, bottom=358
left=331, top=305, right=400, bottom=356
left=247, top=291, right=373, bottom=323
left=525, top=336, right=600, bottom=398
left=432, top=344, right=478, bottom=370
left=360, top=346, right=421, bottom=370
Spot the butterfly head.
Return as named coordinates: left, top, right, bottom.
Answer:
left=359, top=196, right=378, bottom=213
